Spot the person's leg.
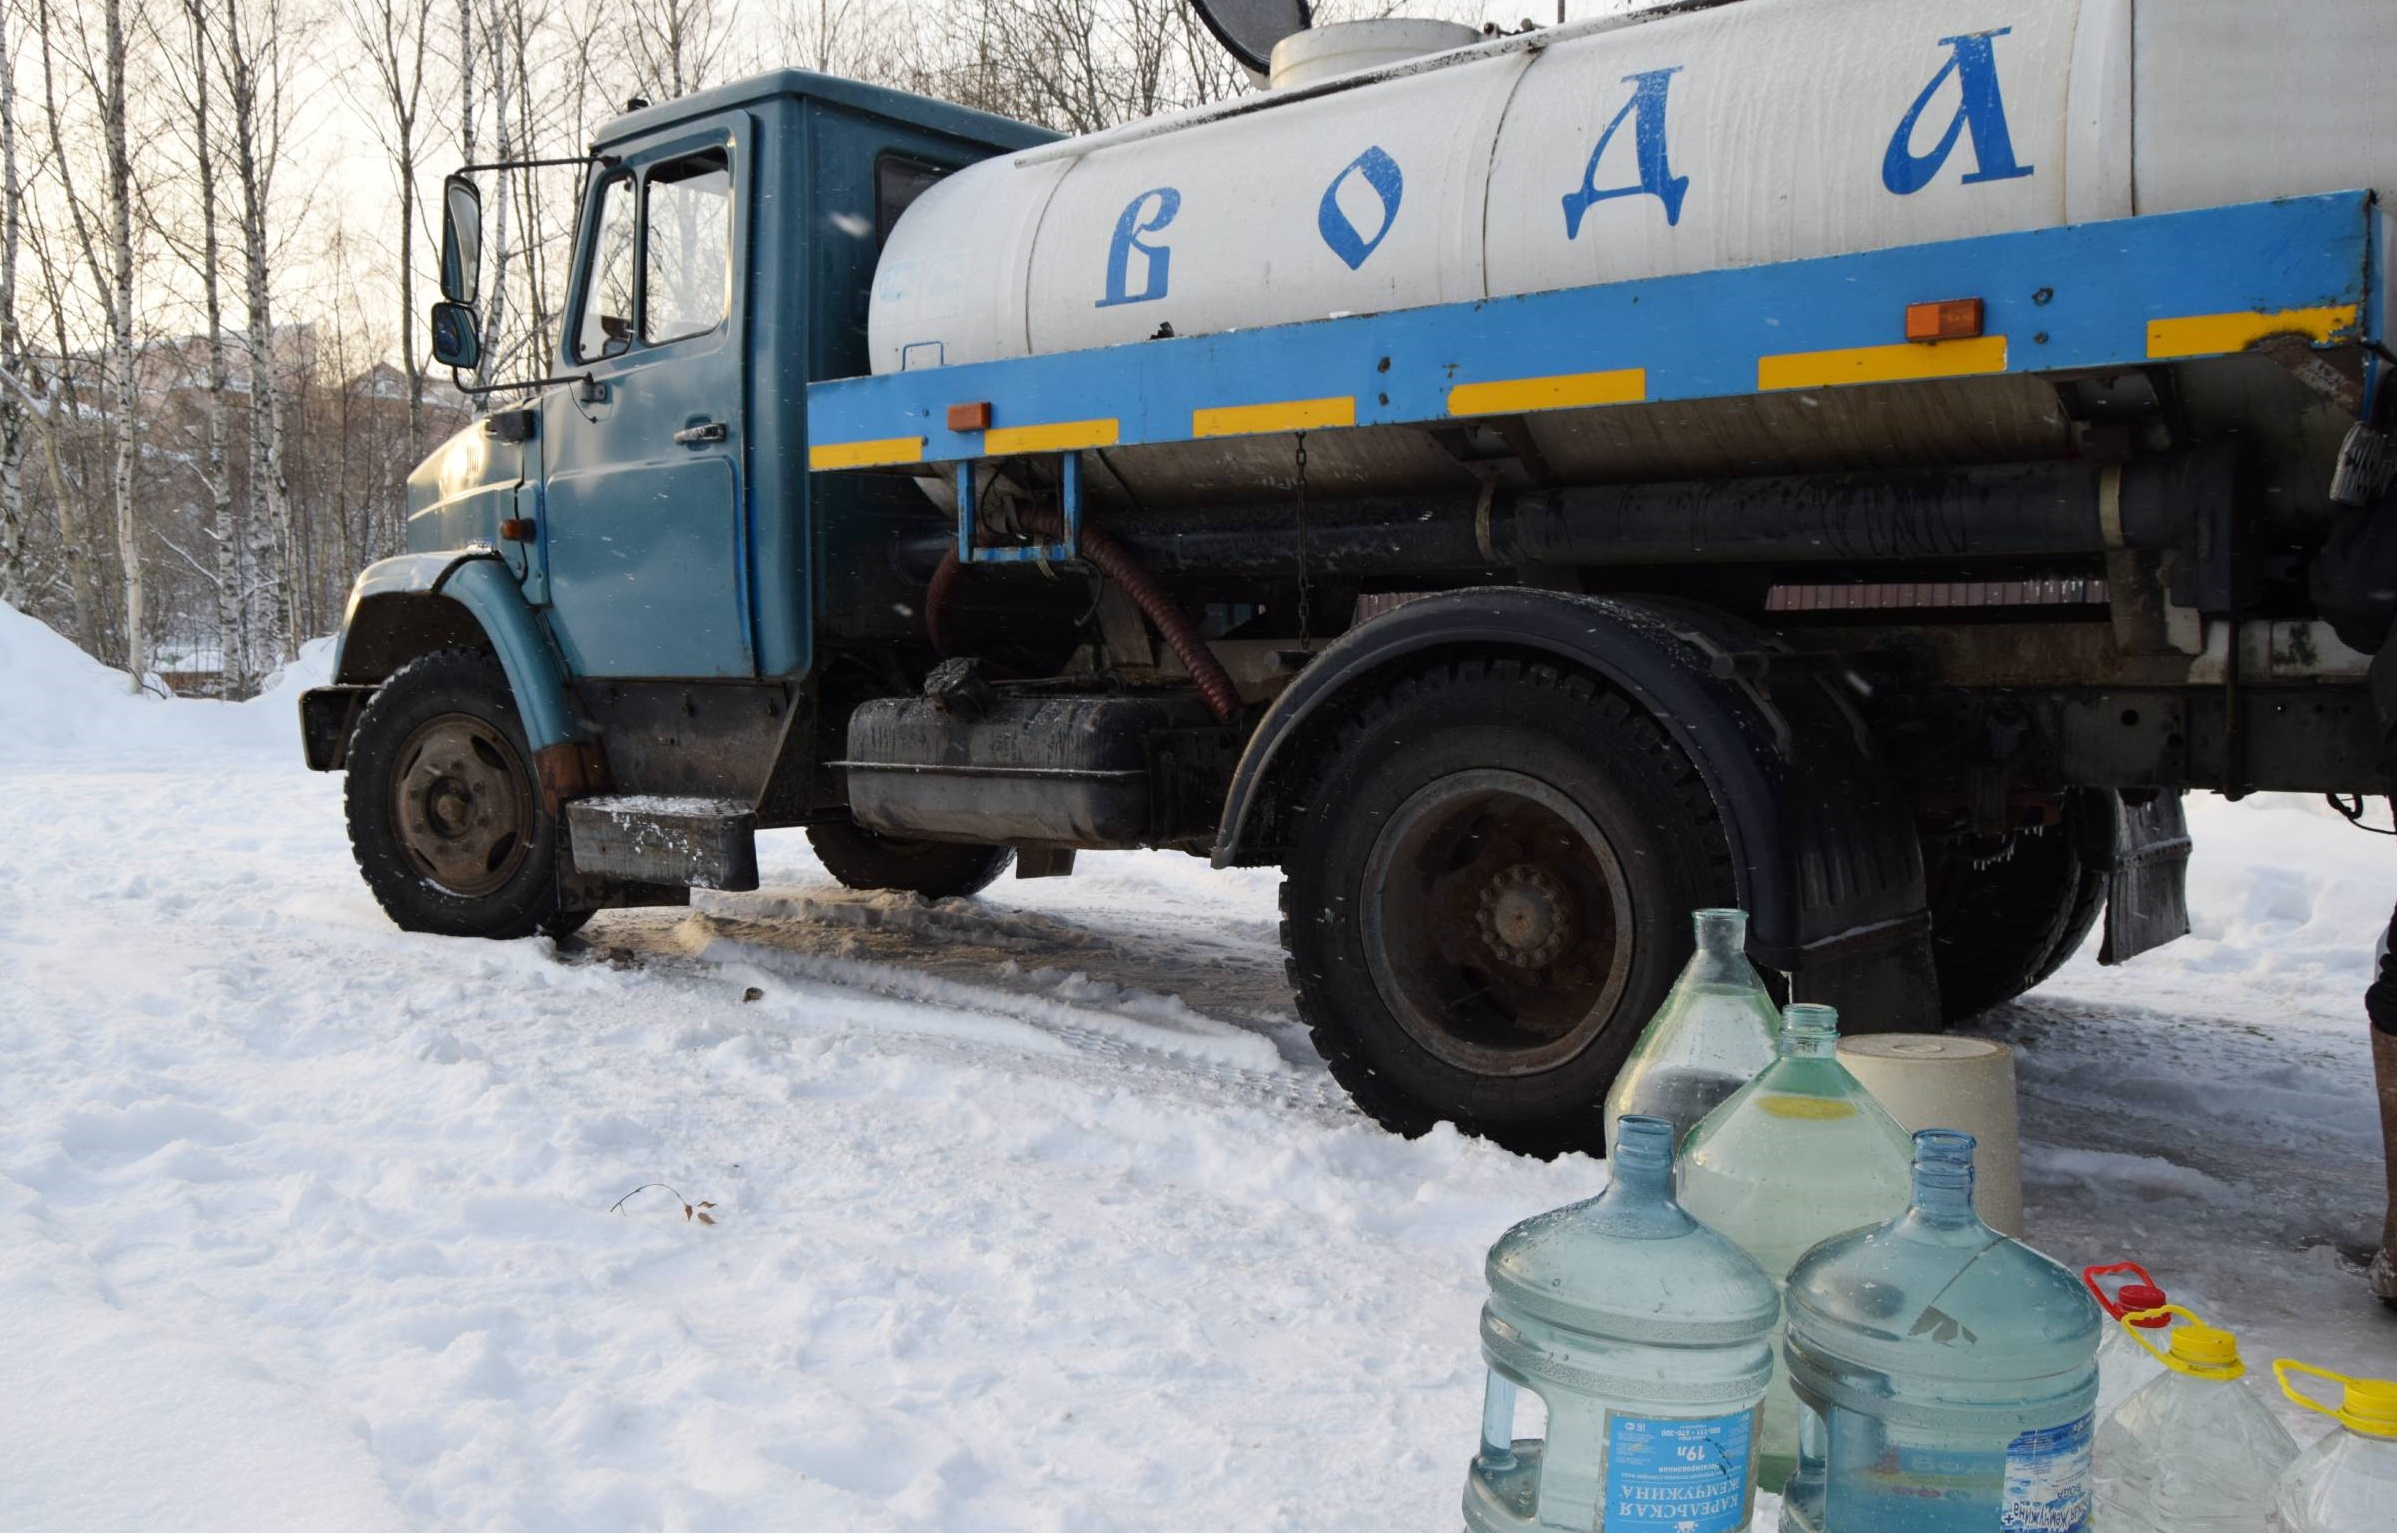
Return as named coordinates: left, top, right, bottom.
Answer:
left=2367, top=912, right=2397, bottom=1302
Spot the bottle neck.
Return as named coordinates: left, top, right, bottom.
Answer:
left=1688, top=909, right=1750, bottom=981
left=1779, top=1003, right=1840, bottom=1059
left=1598, top=1115, right=1693, bottom=1237
left=1906, top=1129, right=1984, bottom=1228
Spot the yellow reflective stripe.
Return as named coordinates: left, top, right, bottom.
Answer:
left=1191, top=396, right=1356, bottom=438
left=1758, top=335, right=2009, bottom=391
left=808, top=436, right=925, bottom=470
left=984, top=417, right=1121, bottom=455
left=1447, top=368, right=1647, bottom=417
left=2145, top=304, right=2359, bottom=360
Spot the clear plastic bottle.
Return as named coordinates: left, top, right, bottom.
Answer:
left=1780, top=1129, right=2102, bottom=1533
left=1676, top=1002, right=1915, bottom=1496
left=1602, top=908, right=1781, bottom=1150
left=2080, top=1262, right=2173, bottom=1419
left=2092, top=1305, right=2298, bottom=1533
left=2269, top=1360, right=2397, bottom=1532
left=1465, top=1115, right=1781, bottom=1533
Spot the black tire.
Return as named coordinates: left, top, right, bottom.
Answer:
left=345, top=647, right=570, bottom=939
left=1281, top=657, right=1736, bottom=1157
left=807, top=819, right=1015, bottom=899
left=1927, top=791, right=2114, bottom=1022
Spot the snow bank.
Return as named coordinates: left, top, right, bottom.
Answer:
left=0, top=601, right=329, bottom=763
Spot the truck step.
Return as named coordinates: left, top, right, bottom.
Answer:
left=566, top=796, right=758, bottom=891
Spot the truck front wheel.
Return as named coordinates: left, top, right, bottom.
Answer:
left=344, top=648, right=571, bottom=939
left=1281, top=659, right=1736, bottom=1156
left=806, top=820, right=1015, bottom=900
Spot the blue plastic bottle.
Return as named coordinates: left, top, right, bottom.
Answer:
left=1465, top=1115, right=1780, bottom=1533
left=1780, top=1129, right=2102, bottom=1533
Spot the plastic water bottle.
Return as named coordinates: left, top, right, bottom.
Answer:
left=2269, top=1360, right=2397, bottom=1532
left=2092, top=1305, right=2298, bottom=1533
left=1602, top=908, right=1781, bottom=1150
left=2080, top=1262, right=2173, bottom=1419
left=1465, top=1114, right=1780, bottom=1533
left=1676, top=1002, right=1914, bottom=1495
left=1780, top=1129, right=2102, bottom=1533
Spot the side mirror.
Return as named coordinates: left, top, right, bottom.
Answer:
left=430, top=301, right=481, bottom=370
left=439, top=175, right=482, bottom=305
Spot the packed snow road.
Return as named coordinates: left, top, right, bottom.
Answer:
left=0, top=604, right=2391, bottom=1532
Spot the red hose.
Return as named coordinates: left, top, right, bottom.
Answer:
left=926, top=509, right=1242, bottom=723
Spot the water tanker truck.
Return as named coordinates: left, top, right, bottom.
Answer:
left=305, top=0, right=2397, bottom=1152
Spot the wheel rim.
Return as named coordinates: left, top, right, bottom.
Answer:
left=390, top=712, right=535, bottom=898
left=1360, top=769, right=1637, bottom=1077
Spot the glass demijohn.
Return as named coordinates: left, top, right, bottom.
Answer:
left=1602, top=908, right=1781, bottom=1150
left=1780, top=1130, right=2102, bottom=1533
left=1465, top=1115, right=1780, bottom=1533
left=1676, top=1002, right=1915, bottom=1495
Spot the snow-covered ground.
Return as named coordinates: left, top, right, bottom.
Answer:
left=1, top=599, right=2392, bottom=1532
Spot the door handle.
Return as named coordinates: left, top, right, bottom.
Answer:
left=673, top=420, right=728, bottom=447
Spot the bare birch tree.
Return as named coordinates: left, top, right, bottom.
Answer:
left=0, top=1, right=29, bottom=610
left=221, top=0, right=295, bottom=665
left=344, top=0, right=438, bottom=462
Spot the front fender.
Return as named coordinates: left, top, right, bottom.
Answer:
left=333, top=550, right=578, bottom=752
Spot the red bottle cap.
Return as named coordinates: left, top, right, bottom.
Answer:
left=2117, top=1284, right=2171, bottom=1326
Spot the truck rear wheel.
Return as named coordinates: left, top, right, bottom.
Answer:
left=1281, top=658, right=1735, bottom=1156
left=1926, top=791, right=2114, bottom=1022
left=807, top=819, right=1015, bottom=900
left=344, top=648, right=570, bottom=939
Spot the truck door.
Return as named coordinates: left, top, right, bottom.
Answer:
left=540, top=133, right=754, bottom=678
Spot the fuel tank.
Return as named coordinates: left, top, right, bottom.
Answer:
left=868, top=0, right=2397, bottom=375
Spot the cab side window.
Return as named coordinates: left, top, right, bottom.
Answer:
left=644, top=149, right=732, bottom=345
left=575, top=173, right=637, bottom=363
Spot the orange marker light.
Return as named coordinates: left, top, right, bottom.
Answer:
left=946, top=401, right=993, bottom=432
left=1906, top=298, right=1986, bottom=343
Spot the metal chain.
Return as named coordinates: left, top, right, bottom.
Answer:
left=1294, top=432, right=1314, bottom=651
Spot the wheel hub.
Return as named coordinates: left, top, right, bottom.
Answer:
left=1360, top=768, right=1636, bottom=1077
left=391, top=714, right=533, bottom=898
left=1476, top=864, right=1574, bottom=967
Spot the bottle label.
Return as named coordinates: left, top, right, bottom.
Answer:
left=1602, top=1407, right=1756, bottom=1531
left=2001, top=1414, right=2093, bottom=1532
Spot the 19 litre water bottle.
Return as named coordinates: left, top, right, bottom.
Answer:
left=2092, top=1305, right=2297, bottom=1533
left=1602, top=908, right=1781, bottom=1149
left=2269, top=1360, right=2397, bottom=1532
left=1677, top=1002, right=1914, bottom=1495
left=1781, top=1130, right=2102, bottom=1533
left=2080, top=1263, right=2173, bottom=1420
left=1465, top=1116, right=1780, bottom=1533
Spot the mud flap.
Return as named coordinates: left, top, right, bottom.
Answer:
left=2095, top=790, right=2193, bottom=965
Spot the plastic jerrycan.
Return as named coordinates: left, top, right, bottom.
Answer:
left=1780, top=1129, right=2102, bottom=1533
left=2080, top=1263, right=2173, bottom=1418
left=1602, top=908, right=1781, bottom=1150
left=2092, top=1305, right=2298, bottom=1533
left=1676, top=1002, right=1915, bottom=1496
left=2269, top=1361, right=2397, bottom=1532
left=1465, top=1115, right=1780, bottom=1533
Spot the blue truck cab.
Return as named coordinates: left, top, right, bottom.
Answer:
left=305, top=73, right=1056, bottom=932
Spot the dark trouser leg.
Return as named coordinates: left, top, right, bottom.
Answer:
left=2370, top=911, right=2397, bottom=1299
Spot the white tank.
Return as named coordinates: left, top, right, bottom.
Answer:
left=868, top=0, right=2397, bottom=375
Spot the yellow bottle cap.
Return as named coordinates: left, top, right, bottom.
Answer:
left=2123, top=1304, right=2244, bottom=1380
left=2278, top=1359, right=2397, bottom=1439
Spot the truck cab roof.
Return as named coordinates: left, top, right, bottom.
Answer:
left=593, top=68, right=1059, bottom=157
